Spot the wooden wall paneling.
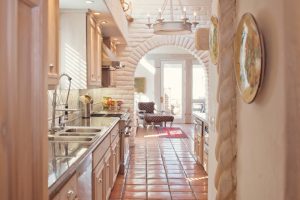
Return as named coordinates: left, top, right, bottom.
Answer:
left=0, top=1, right=10, bottom=199
left=47, top=0, right=59, bottom=87
left=0, top=0, right=48, bottom=200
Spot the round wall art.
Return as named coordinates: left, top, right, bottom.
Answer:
left=209, top=16, right=219, bottom=65
left=234, top=13, right=265, bottom=104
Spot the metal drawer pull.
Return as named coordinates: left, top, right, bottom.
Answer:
left=67, top=190, right=75, bottom=199
left=97, top=178, right=102, bottom=183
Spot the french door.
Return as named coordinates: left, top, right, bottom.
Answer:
left=160, top=61, right=185, bottom=123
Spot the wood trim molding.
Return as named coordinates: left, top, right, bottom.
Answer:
left=0, top=0, right=48, bottom=200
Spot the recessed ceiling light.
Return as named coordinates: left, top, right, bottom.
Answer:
left=94, top=12, right=101, bottom=15
left=101, top=21, right=108, bottom=25
left=86, top=0, right=94, bottom=4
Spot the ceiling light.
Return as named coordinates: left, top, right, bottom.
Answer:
left=93, top=12, right=101, bottom=15
left=85, top=0, right=94, bottom=4
left=101, top=21, right=108, bottom=25
left=146, top=0, right=200, bottom=35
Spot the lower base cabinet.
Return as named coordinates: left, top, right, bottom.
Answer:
left=50, top=124, right=121, bottom=200
left=93, top=160, right=105, bottom=200
left=93, top=130, right=121, bottom=200
left=104, top=150, right=112, bottom=200
left=52, top=174, right=78, bottom=200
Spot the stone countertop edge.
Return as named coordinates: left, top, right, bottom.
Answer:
left=192, top=112, right=208, bottom=123
left=48, top=117, right=120, bottom=199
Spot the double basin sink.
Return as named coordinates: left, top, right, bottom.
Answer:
left=48, top=113, right=123, bottom=143
left=48, top=128, right=102, bottom=143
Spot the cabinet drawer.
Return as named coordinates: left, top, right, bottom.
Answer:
left=59, top=174, right=78, bottom=200
left=110, top=124, right=119, bottom=144
left=93, top=134, right=110, bottom=169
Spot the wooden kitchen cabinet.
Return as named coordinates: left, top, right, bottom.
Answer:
left=52, top=174, right=78, bottom=200
left=47, top=0, right=60, bottom=87
left=60, top=10, right=102, bottom=89
left=193, top=114, right=208, bottom=173
left=86, top=12, right=102, bottom=87
left=110, top=135, right=120, bottom=188
left=104, top=150, right=112, bottom=200
left=93, top=160, right=105, bottom=200
left=116, top=141, right=121, bottom=174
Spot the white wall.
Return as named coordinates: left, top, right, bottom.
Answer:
left=134, top=58, right=155, bottom=103
left=284, top=1, right=300, bottom=199
left=60, top=11, right=87, bottom=89
left=236, top=0, right=286, bottom=199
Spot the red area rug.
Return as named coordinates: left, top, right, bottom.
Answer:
left=156, top=127, right=188, bottom=138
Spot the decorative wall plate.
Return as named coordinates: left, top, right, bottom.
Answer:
left=209, top=16, right=219, bottom=65
left=234, top=13, right=265, bottom=103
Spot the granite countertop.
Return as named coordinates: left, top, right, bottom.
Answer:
left=48, top=116, right=119, bottom=196
left=193, top=111, right=208, bottom=122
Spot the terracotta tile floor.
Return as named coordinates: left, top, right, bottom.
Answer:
left=110, top=125, right=208, bottom=200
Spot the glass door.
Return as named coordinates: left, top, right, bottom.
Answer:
left=161, top=61, right=185, bottom=123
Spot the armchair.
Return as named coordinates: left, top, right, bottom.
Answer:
left=136, top=102, right=173, bottom=127
left=136, top=102, right=155, bottom=127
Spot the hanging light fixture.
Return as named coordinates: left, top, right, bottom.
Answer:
left=146, top=0, right=199, bottom=35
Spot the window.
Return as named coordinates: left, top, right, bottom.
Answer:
left=192, top=64, right=206, bottom=113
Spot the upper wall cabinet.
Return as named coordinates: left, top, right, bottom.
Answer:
left=60, top=10, right=102, bottom=89
left=47, top=0, right=60, bottom=87
left=87, top=12, right=102, bottom=87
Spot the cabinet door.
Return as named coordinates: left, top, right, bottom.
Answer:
left=47, top=0, right=59, bottom=86
left=110, top=144, right=117, bottom=186
left=104, top=152, right=111, bottom=200
left=86, top=13, right=97, bottom=86
left=115, top=140, right=121, bottom=175
left=96, top=25, right=102, bottom=85
left=93, top=161, right=105, bottom=200
left=197, top=137, right=203, bottom=164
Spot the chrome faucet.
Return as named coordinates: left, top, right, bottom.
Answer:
left=50, top=73, right=72, bottom=134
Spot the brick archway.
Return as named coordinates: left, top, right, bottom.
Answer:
left=120, top=35, right=209, bottom=74
left=115, top=35, right=210, bottom=112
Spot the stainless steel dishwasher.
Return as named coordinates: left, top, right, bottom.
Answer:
left=77, top=154, right=92, bottom=200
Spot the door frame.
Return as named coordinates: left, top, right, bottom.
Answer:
left=0, top=0, right=48, bottom=200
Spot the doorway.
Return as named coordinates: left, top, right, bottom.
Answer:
left=134, top=46, right=207, bottom=124
left=160, top=60, right=185, bottom=123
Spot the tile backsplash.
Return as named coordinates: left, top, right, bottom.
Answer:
left=47, top=89, right=80, bottom=127
left=47, top=88, right=123, bottom=129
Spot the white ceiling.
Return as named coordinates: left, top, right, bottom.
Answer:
left=59, top=0, right=108, bottom=13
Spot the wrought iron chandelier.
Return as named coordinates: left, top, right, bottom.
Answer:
left=146, top=0, right=199, bottom=35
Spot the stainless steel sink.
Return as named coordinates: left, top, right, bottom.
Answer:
left=91, top=113, right=123, bottom=118
left=64, top=128, right=101, bottom=133
left=59, top=133, right=97, bottom=137
left=48, top=135, right=94, bottom=142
